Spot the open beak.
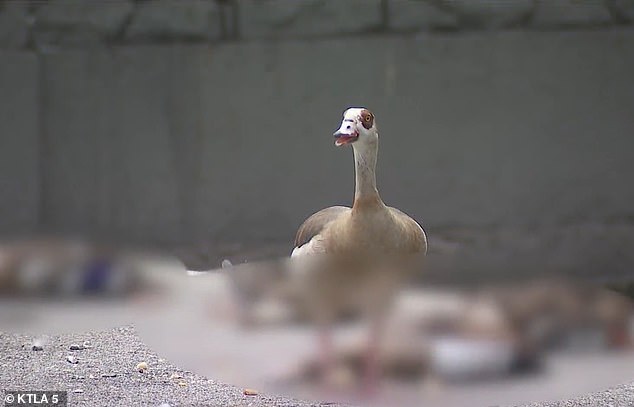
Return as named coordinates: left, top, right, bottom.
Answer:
left=333, top=123, right=359, bottom=147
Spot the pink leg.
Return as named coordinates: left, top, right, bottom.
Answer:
left=362, top=319, right=382, bottom=396
left=318, top=324, right=334, bottom=383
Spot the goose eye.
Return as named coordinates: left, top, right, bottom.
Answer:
left=364, top=116, right=371, bottom=122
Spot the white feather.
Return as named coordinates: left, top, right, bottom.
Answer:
left=291, top=235, right=325, bottom=258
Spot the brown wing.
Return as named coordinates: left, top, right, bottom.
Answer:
left=388, top=207, right=428, bottom=255
left=294, top=206, right=350, bottom=248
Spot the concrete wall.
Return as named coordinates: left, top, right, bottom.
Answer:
left=1, top=1, right=634, bottom=276
left=3, top=0, right=634, bottom=48
left=0, top=51, right=39, bottom=233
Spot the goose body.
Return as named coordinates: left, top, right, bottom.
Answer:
left=293, top=205, right=426, bottom=258
left=290, top=107, right=427, bottom=390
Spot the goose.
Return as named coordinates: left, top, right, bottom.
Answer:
left=290, top=107, right=427, bottom=390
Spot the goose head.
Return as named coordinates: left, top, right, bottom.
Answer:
left=333, top=107, right=377, bottom=147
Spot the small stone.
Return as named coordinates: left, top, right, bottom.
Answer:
left=101, top=373, right=118, bottom=378
left=73, top=389, right=83, bottom=393
left=243, top=388, right=259, bottom=396
left=136, top=362, right=148, bottom=373
left=69, top=344, right=85, bottom=351
left=67, top=355, right=79, bottom=364
left=158, top=358, right=166, bottom=363
left=177, top=381, right=187, bottom=387
left=82, top=340, right=92, bottom=348
left=88, top=374, right=95, bottom=379
left=169, top=373, right=183, bottom=380
left=32, top=345, right=43, bottom=351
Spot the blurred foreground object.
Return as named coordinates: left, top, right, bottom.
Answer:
left=0, top=237, right=143, bottom=298
left=0, top=236, right=179, bottom=335
left=271, top=281, right=633, bottom=387
left=1, top=237, right=634, bottom=406
left=135, top=258, right=634, bottom=406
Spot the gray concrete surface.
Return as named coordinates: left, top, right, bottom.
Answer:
left=0, top=326, right=342, bottom=407
left=2, top=326, right=634, bottom=407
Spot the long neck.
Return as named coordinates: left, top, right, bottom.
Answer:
left=352, top=140, right=383, bottom=208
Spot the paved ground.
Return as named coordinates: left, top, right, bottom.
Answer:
left=0, top=326, right=344, bottom=407
left=2, top=326, right=634, bottom=407
left=2, top=252, right=634, bottom=406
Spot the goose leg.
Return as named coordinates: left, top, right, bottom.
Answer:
left=319, top=323, right=334, bottom=383
left=606, top=322, right=633, bottom=349
left=362, top=318, right=382, bottom=396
